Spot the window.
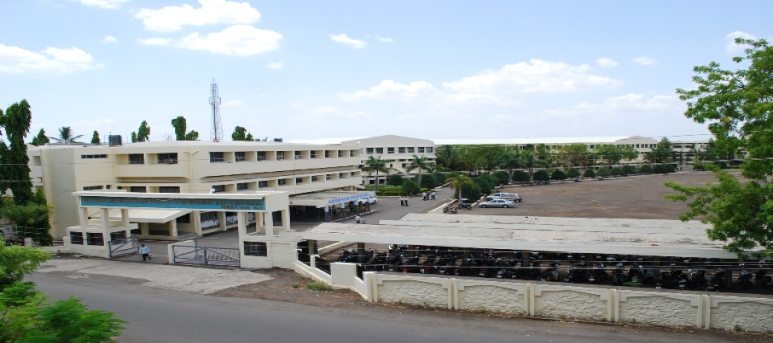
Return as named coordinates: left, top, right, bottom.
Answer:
left=159, top=186, right=180, bottom=193
left=296, top=178, right=303, bottom=184
left=399, top=147, right=406, bottom=153
left=236, top=183, right=248, bottom=190
left=407, top=147, right=415, bottom=153
left=86, top=232, right=104, bottom=246
left=244, top=242, right=267, bottom=256
left=83, top=185, right=103, bottom=191
left=338, top=151, right=343, bottom=157
left=130, top=186, right=146, bottom=193
left=366, top=148, right=374, bottom=154
left=258, top=151, right=267, bottom=161
left=418, top=147, right=425, bottom=153
left=157, top=153, right=178, bottom=164
left=70, top=232, right=84, bottom=245
left=426, top=147, right=433, bottom=153
left=210, top=152, right=224, bottom=162
left=106, top=185, right=111, bottom=190
left=294, top=151, right=302, bottom=159
left=212, top=185, right=226, bottom=193
left=109, top=231, right=126, bottom=242
left=277, top=151, right=285, bottom=160
left=387, top=147, right=395, bottom=154
left=128, top=154, right=144, bottom=164
left=81, top=154, right=108, bottom=159
left=326, top=174, right=331, bottom=180
left=176, top=214, right=191, bottom=223
left=311, top=176, right=318, bottom=182
left=339, top=173, right=346, bottom=178
left=258, top=181, right=268, bottom=187
left=376, top=147, right=383, bottom=154
left=200, top=212, right=217, bottom=221
left=235, top=152, right=246, bottom=162
left=278, top=179, right=286, bottom=185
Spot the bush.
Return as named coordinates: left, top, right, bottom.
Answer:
left=364, top=184, right=400, bottom=192
left=376, top=190, right=403, bottom=196
left=653, top=165, right=667, bottom=173
left=582, top=169, right=595, bottom=178
left=610, top=167, right=624, bottom=176
left=434, top=172, right=448, bottom=186
left=387, top=174, right=404, bottom=186
left=400, top=180, right=420, bottom=195
left=639, top=165, right=653, bottom=174
left=307, top=282, right=332, bottom=291
left=693, top=162, right=704, bottom=171
left=622, top=165, right=637, bottom=175
left=472, top=177, right=494, bottom=195
left=597, top=167, right=611, bottom=177
left=551, top=170, right=567, bottom=180
left=513, top=171, right=530, bottom=184
left=566, top=168, right=581, bottom=178
left=711, top=161, right=728, bottom=169
left=460, top=182, right=482, bottom=201
left=532, top=170, right=550, bottom=181
left=665, top=164, right=676, bottom=173
left=493, top=171, right=509, bottom=185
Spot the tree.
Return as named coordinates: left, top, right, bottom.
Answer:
left=446, top=173, right=473, bottom=201
left=653, top=165, right=668, bottom=174
left=597, top=167, right=611, bottom=177
left=171, top=116, right=187, bottom=140
left=521, top=151, right=542, bottom=177
left=387, top=174, right=404, bottom=186
left=498, top=149, right=522, bottom=183
left=610, top=167, right=624, bottom=176
left=405, top=154, right=432, bottom=190
left=532, top=170, right=550, bottom=181
left=232, top=126, right=254, bottom=141
left=650, top=137, right=675, bottom=164
left=561, top=143, right=593, bottom=167
left=435, top=145, right=461, bottom=171
left=0, top=189, right=54, bottom=246
left=130, top=131, right=138, bottom=143
left=595, top=144, right=637, bottom=166
left=91, top=130, right=100, bottom=144
left=30, top=129, right=49, bottom=146
left=492, top=171, right=509, bottom=185
left=639, top=165, right=653, bottom=174
left=567, top=168, right=581, bottom=178
left=0, top=238, right=50, bottom=288
left=622, top=165, right=637, bottom=175
left=0, top=101, right=34, bottom=205
left=583, top=168, right=596, bottom=178
left=551, top=170, right=567, bottom=180
left=49, top=126, right=83, bottom=144
left=185, top=130, right=199, bottom=141
left=135, top=121, right=151, bottom=142
left=400, top=180, right=420, bottom=196
left=361, top=155, right=394, bottom=191
left=665, top=38, right=773, bottom=258
left=512, top=170, right=530, bottom=184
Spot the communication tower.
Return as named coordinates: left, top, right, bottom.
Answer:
left=209, top=79, right=223, bottom=142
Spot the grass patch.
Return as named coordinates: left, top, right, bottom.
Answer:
left=733, top=324, right=744, bottom=332
left=307, top=282, right=332, bottom=291
left=291, top=282, right=300, bottom=289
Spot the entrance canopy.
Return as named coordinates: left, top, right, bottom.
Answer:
left=72, top=190, right=289, bottom=213
left=289, top=191, right=375, bottom=208
left=91, top=208, right=191, bottom=224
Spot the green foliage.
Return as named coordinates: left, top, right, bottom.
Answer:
left=446, top=174, right=473, bottom=201
left=666, top=164, right=676, bottom=173
left=135, top=121, right=150, bottom=142
left=0, top=189, right=54, bottom=246
left=171, top=116, right=187, bottom=140
left=0, top=100, right=34, bottom=205
left=512, top=171, right=530, bottom=183
left=364, top=185, right=400, bottom=192
left=532, top=170, right=550, bottom=181
left=231, top=126, right=254, bottom=141
left=375, top=190, right=402, bottom=196
left=460, top=181, right=481, bottom=201
left=417, top=174, right=436, bottom=189
left=405, top=155, right=433, bottom=190
left=561, top=143, right=594, bottom=167
left=497, top=149, right=522, bottom=182
left=29, top=129, right=49, bottom=146
left=434, top=172, right=448, bottom=186
left=185, top=130, right=199, bottom=141
left=130, top=132, right=137, bottom=143
left=306, top=282, right=332, bottom=291
left=0, top=237, right=51, bottom=287
left=400, top=180, right=420, bottom=196
left=362, top=155, right=395, bottom=191
left=435, top=145, right=463, bottom=171
left=551, top=170, right=567, bottom=180
left=610, top=167, right=624, bottom=176
left=639, top=165, right=653, bottom=174
left=650, top=137, right=674, bottom=163
left=622, top=165, right=637, bottom=175
left=595, top=144, right=638, bottom=165
left=492, top=171, right=509, bottom=185
left=653, top=165, right=667, bottom=174
left=711, top=161, right=728, bottom=169
left=622, top=282, right=642, bottom=287
left=90, top=131, right=100, bottom=144
left=387, top=174, right=404, bottom=186
left=733, top=324, right=744, bottom=332
left=50, top=126, right=83, bottom=144
left=583, top=168, right=596, bottom=178
left=472, top=176, right=494, bottom=195
left=566, top=168, right=581, bottom=178
left=597, top=167, right=611, bottom=177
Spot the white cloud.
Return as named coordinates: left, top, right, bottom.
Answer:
left=136, top=0, right=261, bottom=32
left=266, top=62, right=283, bottom=69
left=338, top=79, right=517, bottom=109
left=330, top=34, right=367, bottom=49
left=339, top=80, right=436, bottom=102
left=103, top=36, right=117, bottom=43
left=378, top=37, right=394, bottom=43
left=74, top=0, right=130, bottom=9
left=137, top=38, right=173, bottom=46
left=176, top=25, right=282, bottom=56
left=443, top=59, right=623, bottom=94
left=725, top=31, right=756, bottom=53
left=596, top=57, right=618, bottom=68
left=632, top=56, right=656, bottom=65
left=0, top=44, right=99, bottom=74
left=223, top=100, right=243, bottom=106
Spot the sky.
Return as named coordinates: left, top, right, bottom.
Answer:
left=1, top=0, right=771, bottom=143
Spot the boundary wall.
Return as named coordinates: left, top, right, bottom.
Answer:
left=322, top=263, right=773, bottom=332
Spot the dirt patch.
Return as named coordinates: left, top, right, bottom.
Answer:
left=209, top=268, right=374, bottom=309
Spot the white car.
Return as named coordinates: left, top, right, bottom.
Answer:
left=357, top=196, right=377, bottom=205
left=479, top=199, right=515, bottom=208
left=486, top=193, right=522, bottom=202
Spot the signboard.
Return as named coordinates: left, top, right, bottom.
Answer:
left=80, top=196, right=266, bottom=211
left=326, top=192, right=375, bottom=206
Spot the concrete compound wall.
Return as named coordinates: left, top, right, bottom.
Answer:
left=325, top=268, right=773, bottom=333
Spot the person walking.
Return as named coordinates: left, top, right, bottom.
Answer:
left=405, top=196, right=409, bottom=206
left=422, top=192, right=427, bottom=201
left=400, top=196, right=405, bottom=206
left=430, top=191, right=436, bottom=200
left=355, top=215, right=362, bottom=224
left=139, top=244, right=151, bottom=261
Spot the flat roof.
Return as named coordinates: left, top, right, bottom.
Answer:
left=92, top=208, right=191, bottom=223
left=290, top=191, right=375, bottom=208
left=302, top=215, right=736, bottom=258
left=31, top=140, right=359, bottom=149
left=73, top=190, right=285, bottom=199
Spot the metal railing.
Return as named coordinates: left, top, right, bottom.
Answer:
left=173, top=244, right=240, bottom=267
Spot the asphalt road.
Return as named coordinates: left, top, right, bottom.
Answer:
left=29, top=272, right=750, bottom=343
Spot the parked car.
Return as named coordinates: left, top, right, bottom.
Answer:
left=357, top=196, right=378, bottom=205
left=486, top=193, right=522, bottom=202
left=479, top=199, right=515, bottom=208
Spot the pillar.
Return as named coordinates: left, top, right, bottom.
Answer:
left=141, top=223, right=149, bottom=235
left=169, top=220, right=178, bottom=237
left=324, top=206, right=330, bottom=222
left=79, top=207, right=89, bottom=228
left=217, top=211, right=226, bottom=232
left=281, top=209, right=291, bottom=232
left=265, top=211, right=274, bottom=236
left=192, top=211, right=202, bottom=235
left=121, top=208, right=129, bottom=227
left=237, top=212, right=247, bottom=237
left=100, top=208, right=110, bottom=230
left=256, top=212, right=264, bottom=234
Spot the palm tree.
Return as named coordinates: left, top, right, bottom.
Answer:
left=405, top=154, right=432, bottom=189
left=50, top=126, right=83, bottom=144
left=361, top=155, right=394, bottom=191
left=498, top=149, right=523, bottom=183
left=521, top=151, right=541, bottom=177
left=446, top=173, right=473, bottom=202
left=436, top=145, right=459, bottom=171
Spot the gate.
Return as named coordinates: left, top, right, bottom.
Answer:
left=109, top=236, right=139, bottom=258
left=172, top=244, right=240, bottom=267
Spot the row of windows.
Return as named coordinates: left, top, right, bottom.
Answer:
left=81, top=154, right=108, bottom=159
left=210, top=174, right=351, bottom=192
left=69, top=231, right=126, bottom=246
left=365, top=147, right=434, bottom=155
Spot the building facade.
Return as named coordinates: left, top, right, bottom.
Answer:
left=342, top=135, right=437, bottom=185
